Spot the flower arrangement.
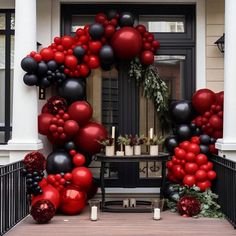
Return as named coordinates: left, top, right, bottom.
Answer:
left=98, top=137, right=114, bottom=147
left=147, top=135, right=164, bottom=145
left=133, top=135, right=147, bottom=146
left=117, top=135, right=135, bottom=146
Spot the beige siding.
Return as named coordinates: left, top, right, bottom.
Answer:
left=206, top=0, right=225, bottom=92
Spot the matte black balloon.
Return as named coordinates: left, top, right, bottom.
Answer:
left=169, top=192, right=180, bottom=202
left=164, top=136, right=179, bottom=153
left=89, top=23, right=104, bottom=40
left=37, top=61, right=48, bottom=76
left=210, top=137, right=216, bottom=144
left=46, top=150, right=73, bottom=174
left=199, top=144, right=209, bottom=154
left=58, top=78, right=86, bottom=103
left=107, top=9, right=118, bottom=20
left=23, top=73, right=38, bottom=86
left=200, top=134, right=211, bottom=145
left=47, top=60, right=58, bottom=72
left=171, top=100, right=193, bottom=124
left=176, top=124, right=192, bottom=141
left=119, top=12, right=135, bottom=27
left=99, top=45, right=114, bottom=65
left=73, top=46, right=86, bottom=60
left=164, top=184, right=179, bottom=197
left=64, top=141, right=76, bottom=151
left=21, top=57, right=38, bottom=73
left=40, top=77, right=51, bottom=88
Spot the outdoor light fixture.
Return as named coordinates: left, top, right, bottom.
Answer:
left=214, top=34, right=225, bottom=53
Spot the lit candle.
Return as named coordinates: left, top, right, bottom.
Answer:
left=153, top=208, right=161, bottom=220
left=123, top=199, right=129, bottom=208
left=90, top=206, right=98, bottom=221
left=112, top=126, right=115, bottom=139
left=150, top=128, right=153, bottom=139
left=130, top=198, right=136, bottom=207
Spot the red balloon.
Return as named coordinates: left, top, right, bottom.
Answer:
left=74, top=121, right=108, bottom=155
left=68, top=101, right=93, bottom=126
left=152, top=40, right=160, bottom=49
left=32, top=185, right=60, bottom=209
left=195, top=154, right=208, bottom=166
left=166, top=160, right=174, bottom=169
left=185, top=162, right=199, bottom=174
left=39, top=178, right=48, bottom=188
left=111, top=27, right=142, bottom=59
left=197, top=180, right=211, bottom=191
left=192, top=89, right=216, bottom=114
left=185, top=152, right=196, bottom=162
left=207, top=170, right=216, bottom=180
left=187, top=143, right=200, bottom=155
left=174, top=148, right=186, bottom=160
left=72, top=167, right=93, bottom=190
left=65, top=55, right=78, bottom=69
left=105, top=25, right=116, bottom=38
left=216, top=91, right=224, bottom=106
left=191, top=136, right=200, bottom=145
left=195, top=169, right=207, bottom=181
left=135, top=24, right=146, bottom=35
left=61, top=36, right=74, bottom=49
left=59, top=185, right=86, bottom=215
left=209, top=115, right=223, bottom=129
left=80, top=64, right=90, bottom=77
left=179, top=141, right=191, bottom=151
left=140, top=50, right=154, bottom=65
left=172, top=165, right=185, bottom=179
left=63, top=120, right=79, bottom=136
left=89, top=41, right=102, bottom=54
left=40, top=48, right=54, bottom=61
left=95, top=13, right=107, bottom=24
left=54, top=51, right=65, bottom=64
left=88, top=55, right=100, bottom=69
left=38, top=113, right=53, bottom=135
left=183, top=175, right=196, bottom=187
left=73, top=153, right=86, bottom=167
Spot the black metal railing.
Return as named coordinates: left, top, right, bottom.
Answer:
left=210, top=155, right=236, bottom=228
left=0, top=161, right=29, bottom=236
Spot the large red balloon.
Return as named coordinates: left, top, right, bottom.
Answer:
left=68, top=101, right=93, bottom=126
left=111, top=27, right=142, bottom=59
left=72, top=167, right=93, bottom=190
left=59, top=185, right=86, bottom=215
left=32, top=185, right=60, bottom=209
left=192, top=89, right=216, bottom=114
left=38, top=113, right=53, bottom=135
left=74, top=121, right=108, bottom=155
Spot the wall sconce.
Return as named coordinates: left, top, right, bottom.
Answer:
left=214, top=34, right=224, bottom=53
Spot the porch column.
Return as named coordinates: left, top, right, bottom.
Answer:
left=216, top=0, right=236, bottom=160
left=8, top=0, right=43, bottom=162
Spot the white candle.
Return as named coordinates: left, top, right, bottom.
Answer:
left=130, top=198, right=136, bottom=207
left=90, top=206, right=98, bottom=221
left=150, top=128, right=153, bottom=139
left=123, top=199, right=129, bottom=208
left=112, top=126, right=115, bottom=139
left=153, top=208, right=161, bottom=220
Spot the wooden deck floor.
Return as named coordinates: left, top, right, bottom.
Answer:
left=5, top=207, right=235, bottom=236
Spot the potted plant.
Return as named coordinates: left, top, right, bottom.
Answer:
left=98, top=137, right=114, bottom=156
left=117, top=135, right=135, bottom=156
left=147, top=135, right=164, bottom=156
left=133, top=135, right=147, bottom=155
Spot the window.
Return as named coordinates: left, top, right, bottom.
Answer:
left=0, top=10, right=14, bottom=144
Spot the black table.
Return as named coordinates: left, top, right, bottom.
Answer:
left=94, top=152, right=169, bottom=212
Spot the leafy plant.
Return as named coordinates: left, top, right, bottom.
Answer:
left=146, top=135, right=164, bottom=145
left=117, top=135, right=135, bottom=146
left=97, top=137, right=114, bottom=146
left=133, top=135, right=147, bottom=145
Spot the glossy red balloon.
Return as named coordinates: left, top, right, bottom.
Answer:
left=61, top=36, right=74, bottom=49
left=140, top=50, right=154, bottom=65
left=32, top=185, right=60, bottom=209
left=40, top=48, right=54, bottom=61
left=74, top=121, right=108, bottom=155
left=59, top=185, right=87, bottom=215
left=183, top=175, right=196, bottom=187
left=179, top=141, right=191, bottom=151
left=68, top=101, right=93, bottom=126
left=207, top=170, right=217, bottom=180
left=73, top=153, right=86, bottom=167
left=65, top=55, right=78, bottom=69
left=195, top=154, right=208, bottom=166
left=135, top=24, right=146, bottom=35
left=95, top=13, right=107, bottom=24
left=172, top=165, right=185, bottom=179
left=192, top=89, right=216, bottom=114
left=216, top=91, right=224, bottom=106
left=195, top=169, right=207, bottom=181
left=54, top=51, right=65, bottom=64
left=38, top=113, right=53, bottom=135
left=187, top=143, right=200, bottom=155
left=89, top=41, right=102, bottom=54
left=80, top=64, right=90, bottom=77
left=63, top=120, right=79, bottom=136
left=197, top=180, right=211, bottom=191
left=185, top=152, right=196, bottom=162
left=175, top=148, right=186, bottom=160
left=111, top=27, right=142, bottom=59
left=72, top=167, right=93, bottom=190
left=185, top=162, right=199, bottom=174
left=209, top=115, right=223, bottom=129
left=88, top=55, right=100, bottom=69
left=105, top=25, right=116, bottom=38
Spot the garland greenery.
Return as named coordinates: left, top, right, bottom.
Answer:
left=166, top=185, right=224, bottom=218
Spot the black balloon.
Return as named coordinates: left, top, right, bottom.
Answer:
left=192, top=127, right=202, bottom=136
left=200, top=134, right=211, bottom=145
left=73, top=46, right=86, bottom=60
left=119, top=12, right=135, bottom=27
left=210, top=137, right=216, bottom=144
left=46, top=150, right=73, bottom=174
left=190, top=123, right=197, bottom=130
left=47, top=60, right=58, bottom=72
left=164, top=184, right=179, bottom=197
left=164, top=136, right=179, bottom=153
left=176, top=124, right=192, bottom=141
left=171, top=100, right=193, bottom=124
left=40, top=77, right=51, bottom=88
left=58, top=78, right=85, bottom=103
left=199, top=144, right=209, bottom=154
left=21, top=57, right=38, bottom=73
left=23, top=73, right=38, bottom=86
left=169, top=192, right=180, bottom=202
left=89, top=23, right=104, bottom=40
left=99, top=45, right=114, bottom=65
left=107, top=9, right=118, bottom=20
left=64, top=141, right=76, bottom=151
left=37, top=61, right=48, bottom=76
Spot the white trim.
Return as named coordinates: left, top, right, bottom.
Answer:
left=97, top=187, right=160, bottom=194
left=52, top=0, right=206, bottom=91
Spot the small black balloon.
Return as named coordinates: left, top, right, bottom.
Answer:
left=176, top=124, right=192, bottom=141
left=89, top=23, right=104, bottom=40
left=119, top=12, right=135, bottom=27
left=200, top=134, right=211, bottom=145
left=190, top=123, right=197, bottom=130
left=200, top=144, right=209, bottom=154
left=169, top=192, right=180, bottom=202
left=73, top=46, right=86, bottom=60
left=64, top=141, right=76, bottom=151
left=107, top=9, right=118, bottom=20
left=165, top=184, right=179, bottom=197
left=37, top=61, right=48, bottom=76
left=193, top=127, right=202, bottom=136
left=47, top=60, right=58, bottom=72
left=40, top=77, right=51, bottom=88
left=164, top=136, right=179, bottom=153
left=99, top=45, right=114, bottom=65
left=21, top=57, right=38, bottom=73
left=23, top=73, right=38, bottom=86
left=58, top=78, right=86, bottom=103
left=210, top=137, right=216, bottom=144
left=46, top=150, right=73, bottom=174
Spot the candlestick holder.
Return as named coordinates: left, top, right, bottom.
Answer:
left=151, top=198, right=164, bottom=220
left=89, top=200, right=100, bottom=221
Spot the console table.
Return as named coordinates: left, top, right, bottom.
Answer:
left=94, top=153, right=169, bottom=212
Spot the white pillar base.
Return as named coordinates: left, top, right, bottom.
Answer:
left=215, top=138, right=236, bottom=161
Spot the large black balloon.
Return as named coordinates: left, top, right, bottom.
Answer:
left=46, top=150, right=73, bottom=174
left=119, top=12, right=135, bottom=27
left=89, top=23, right=104, bottom=40
left=73, top=46, right=86, bottom=60
left=171, top=100, right=193, bottom=124
left=23, top=73, right=38, bottom=86
left=200, top=134, right=211, bottom=145
left=58, top=78, right=85, bottom=103
left=40, top=77, right=51, bottom=88
left=176, top=124, right=192, bottom=141
left=164, top=136, right=179, bottom=153
left=107, top=9, right=118, bottom=20
left=21, top=57, right=38, bottom=73
left=37, top=61, right=48, bottom=76
left=99, top=45, right=114, bottom=65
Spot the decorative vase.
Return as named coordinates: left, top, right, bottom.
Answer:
left=150, top=145, right=158, bottom=156
left=105, top=146, right=115, bottom=156
left=134, top=145, right=141, bottom=155
left=125, top=145, right=134, bottom=156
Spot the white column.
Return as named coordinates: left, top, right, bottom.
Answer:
left=216, top=0, right=236, bottom=160
left=8, top=0, right=43, bottom=162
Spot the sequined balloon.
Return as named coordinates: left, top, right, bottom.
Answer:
left=177, top=196, right=201, bottom=217
left=46, top=96, right=67, bottom=115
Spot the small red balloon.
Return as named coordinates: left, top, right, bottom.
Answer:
left=95, top=13, right=107, bottom=24
left=88, top=55, right=100, bottom=69
left=135, top=24, right=147, bottom=35
left=38, top=113, right=53, bottom=135
left=183, top=175, right=196, bottom=187
left=140, top=50, right=154, bottom=65
left=207, top=170, right=217, bottom=180
left=185, top=162, right=199, bottom=175
left=195, top=154, right=208, bottom=166
left=40, top=48, right=54, bottom=61
left=209, top=115, right=223, bottom=129
left=54, top=51, right=65, bottom=64
left=73, top=153, right=86, bottom=167
left=80, top=64, right=90, bottom=77
left=197, top=180, right=211, bottom=191
left=72, top=167, right=93, bottom=190
left=89, top=41, right=102, bottom=54
left=65, top=55, right=78, bottom=69
left=63, top=120, right=79, bottom=137
left=105, top=25, right=116, bottom=38
left=195, top=169, right=207, bottom=181
left=61, top=36, right=74, bottom=49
